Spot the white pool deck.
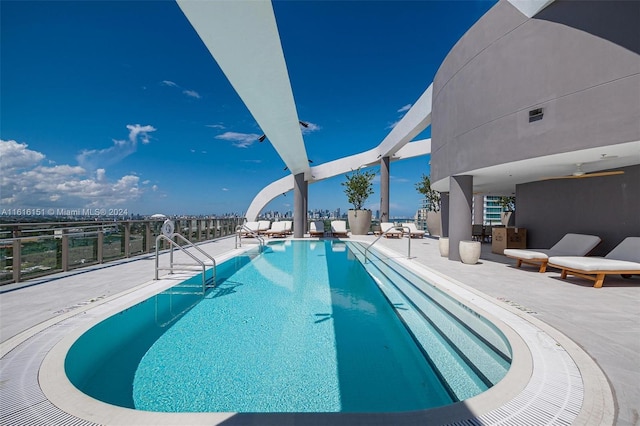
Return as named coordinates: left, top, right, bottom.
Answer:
left=1, top=234, right=638, bottom=425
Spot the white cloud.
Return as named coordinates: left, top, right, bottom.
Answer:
left=161, top=80, right=201, bottom=100
left=222, top=188, right=229, bottom=191
left=0, top=140, right=45, bottom=171
left=206, top=124, right=225, bottom=130
left=183, top=89, right=201, bottom=99
left=152, top=185, right=158, bottom=191
left=386, top=104, right=413, bottom=129
left=215, top=131, right=261, bottom=148
left=391, top=175, right=411, bottom=183
left=0, top=139, right=146, bottom=208
left=127, top=124, right=156, bottom=144
left=77, top=124, right=156, bottom=170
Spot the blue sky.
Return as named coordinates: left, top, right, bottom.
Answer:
left=1, top=0, right=496, bottom=218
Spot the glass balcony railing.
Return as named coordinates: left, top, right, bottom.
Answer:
left=0, top=218, right=244, bottom=286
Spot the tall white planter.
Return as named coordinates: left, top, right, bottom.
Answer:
left=347, top=210, right=372, bottom=235
left=426, top=211, right=442, bottom=237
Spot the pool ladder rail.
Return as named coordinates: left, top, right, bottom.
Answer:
left=365, top=225, right=412, bottom=262
left=235, top=224, right=265, bottom=252
left=154, top=233, right=216, bottom=294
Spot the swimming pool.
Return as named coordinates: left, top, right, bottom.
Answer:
left=64, top=240, right=511, bottom=413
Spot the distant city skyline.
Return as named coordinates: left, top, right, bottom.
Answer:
left=0, top=205, right=422, bottom=222
left=1, top=1, right=496, bottom=217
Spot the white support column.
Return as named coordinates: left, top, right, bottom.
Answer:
left=380, top=156, right=390, bottom=222
left=293, top=173, right=306, bottom=238
left=448, top=175, right=473, bottom=261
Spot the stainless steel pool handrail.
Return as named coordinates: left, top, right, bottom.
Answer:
left=365, top=225, right=412, bottom=262
left=155, top=233, right=216, bottom=292
left=235, top=224, right=265, bottom=251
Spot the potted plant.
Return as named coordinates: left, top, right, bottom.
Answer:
left=499, top=196, right=516, bottom=226
left=416, top=174, right=442, bottom=238
left=342, top=168, right=375, bottom=235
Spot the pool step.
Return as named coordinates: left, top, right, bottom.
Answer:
left=353, top=243, right=511, bottom=367
left=347, top=242, right=511, bottom=401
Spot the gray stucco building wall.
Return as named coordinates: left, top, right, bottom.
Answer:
left=516, top=164, right=640, bottom=255
left=430, top=0, right=640, bottom=250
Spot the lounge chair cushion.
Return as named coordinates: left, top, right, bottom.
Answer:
left=266, top=221, right=287, bottom=236
left=309, top=220, right=324, bottom=233
left=604, top=237, right=640, bottom=263
left=503, top=248, right=554, bottom=260
left=548, top=256, right=640, bottom=272
left=282, top=221, right=293, bottom=234
left=548, top=233, right=602, bottom=254
left=331, top=220, right=349, bottom=236
left=258, top=220, right=271, bottom=233
left=243, top=221, right=259, bottom=231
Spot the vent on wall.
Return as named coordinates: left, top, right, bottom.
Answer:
left=529, top=108, right=544, bottom=122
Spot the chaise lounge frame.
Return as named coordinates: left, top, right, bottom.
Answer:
left=547, top=237, right=640, bottom=288
left=554, top=266, right=640, bottom=288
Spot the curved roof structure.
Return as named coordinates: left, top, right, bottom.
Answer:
left=176, top=0, right=310, bottom=176
left=245, top=86, right=433, bottom=220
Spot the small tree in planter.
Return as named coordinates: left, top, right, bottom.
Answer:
left=342, top=169, right=375, bottom=235
left=416, top=174, right=442, bottom=237
left=499, top=196, right=516, bottom=226
left=415, top=174, right=440, bottom=212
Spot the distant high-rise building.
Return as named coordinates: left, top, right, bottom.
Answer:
left=482, top=196, right=502, bottom=225
left=416, top=195, right=504, bottom=230
left=416, top=199, right=429, bottom=230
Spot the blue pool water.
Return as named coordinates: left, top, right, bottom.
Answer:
left=65, top=240, right=510, bottom=413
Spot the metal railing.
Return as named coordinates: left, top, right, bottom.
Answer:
left=0, top=217, right=243, bottom=285
left=365, top=225, right=412, bottom=262
left=155, top=233, right=216, bottom=293
left=235, top=224, right=265, bottom=252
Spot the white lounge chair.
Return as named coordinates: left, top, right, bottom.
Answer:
left=548, top=237, right=640, bottom=288
left=381, top=222, right=403, bottom=238
left=504, top=233, right=601, bottom=273
left=282, top=220, right=293, bottom=235
left=257, top=220, right=271, bottom=235
left=309, top=220, right=325, bottom=237
left=240, top=221, right=260, bottom=237
left=265, top=221, right=288, bottom=238
left=402, top=222, right=426, bottom=238
left=331, top=220, right=349, bottom=238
